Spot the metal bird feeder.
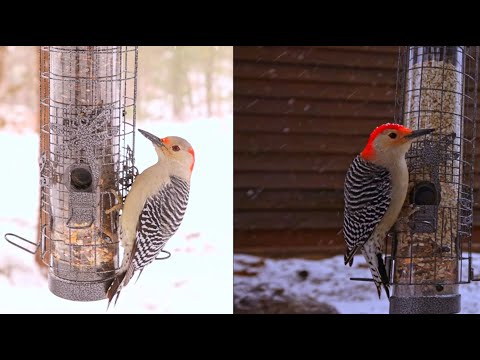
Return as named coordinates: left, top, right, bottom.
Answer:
left=6, top=46, right=138, bottom=301
left=387, top=46, right=479, bottom=313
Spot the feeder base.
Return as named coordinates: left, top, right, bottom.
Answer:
left=389, top=294, right=460, bottom=314
left=48, top=272, right=112, bottom=302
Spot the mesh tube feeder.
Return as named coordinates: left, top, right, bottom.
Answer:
left=387, top=46, right=479, bottom=313
left=5, top=46, right=138, bottom=301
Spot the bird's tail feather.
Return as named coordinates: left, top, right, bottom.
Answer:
left=373, top=278, right=390, bottom=299
left=362, top=247, right=390, bottom=299
left=377, top=253, right=390, bottom=298
left=106, top=242, right=138, bottom=309
left=106, top=271, right=127, bottom=309
left=122, top=262, right=136, bottom=288
left=344, top=245, right=359, bottom=266
left=134, top=268, right=145, bottom=284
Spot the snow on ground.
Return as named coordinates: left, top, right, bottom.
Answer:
left=234, top=253, right=480, bottom=314
left=0, top=117, right=232, bottom=313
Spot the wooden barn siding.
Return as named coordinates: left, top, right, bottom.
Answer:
left=234, top=46, right=480, bottom=257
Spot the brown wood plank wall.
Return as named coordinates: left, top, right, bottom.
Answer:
left=234, top=46, right=480, bottom=257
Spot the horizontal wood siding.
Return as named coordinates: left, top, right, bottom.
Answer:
left=234, top=46, right=480, bottom=257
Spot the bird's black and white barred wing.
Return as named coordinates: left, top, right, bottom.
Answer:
left=106, top=176, right=190, bottom=306
left=132, top=175, right=190, bottom=272
left=343, top=155, right=391, bottom=266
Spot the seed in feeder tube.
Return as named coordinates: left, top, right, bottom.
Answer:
left=70, top=231, right=77, bottom=244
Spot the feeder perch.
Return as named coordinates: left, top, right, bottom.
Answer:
left=5, top=46, right=138, bottom=301
left=387, top=46, right=479, bottom=313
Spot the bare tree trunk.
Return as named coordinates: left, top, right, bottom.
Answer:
left=172, top=47, right=183, bottom=120
left=0, top=46, right=6, bottom=102
left=205, top=47, right=215, bottom=117
left=0, top=46, right=6, bottom=129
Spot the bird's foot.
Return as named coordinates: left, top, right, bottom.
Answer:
left=101, top=228, right=118, bottom=243
left=406, top=204, right=421, bottom=218
left=105, top=189, right=124, bottom=215
left=397, top=205, right=421, bottom=225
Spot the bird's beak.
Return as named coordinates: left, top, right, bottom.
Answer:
left=405, top=128, right=435, bottom=139
left=138, top=129, right=166, bottom=148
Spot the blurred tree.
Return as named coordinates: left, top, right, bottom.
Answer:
left=137, top=46, right=232, bottom=121
left=206, top=47, right=214, bottom=117
left=171, top=46, right=186, bottom=119
left=0, top=46, right=37, bottom=130
left=0, top=46, right=5, bottom=128
left=0, top=46, right=5, bottom=89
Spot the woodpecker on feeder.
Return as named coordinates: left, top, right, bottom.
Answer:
left=106, top=129, right=195, bottom=307
left=343, top=123, right=434, bottom=299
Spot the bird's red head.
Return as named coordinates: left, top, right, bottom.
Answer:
left=360, top=123, right=414, bottom=161
left=188, top=147, right=195, bottom=173
left=161, top=136, right=195, bottom=174
left=138, top=129, right=195, bottom=176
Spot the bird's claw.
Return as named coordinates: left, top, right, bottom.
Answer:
left=105, top=189, right=124, bottom=214
left=406, top=205, right=421, bottom=218
left=397, top=205, right=421, bottom=225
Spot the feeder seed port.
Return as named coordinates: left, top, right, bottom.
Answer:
left=70, top=167, right=93, bottom=192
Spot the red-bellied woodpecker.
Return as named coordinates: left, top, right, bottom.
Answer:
left=106, top=129, right=195, bottom=306
left=343, top=123, right=434, bottom=299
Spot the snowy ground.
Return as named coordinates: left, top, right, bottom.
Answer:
left=0, top=117, right=233, bottom=313
left=234, top=253, right=480, bottom=314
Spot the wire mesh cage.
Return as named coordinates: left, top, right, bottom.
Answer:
left=6, top=46, right=138, bottom=301
left=388, top=46, right=479, bottom=313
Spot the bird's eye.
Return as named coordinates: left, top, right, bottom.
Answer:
left=172, top=145, right=181, bottom=152
left=388, top=132, right=397, bottom=139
